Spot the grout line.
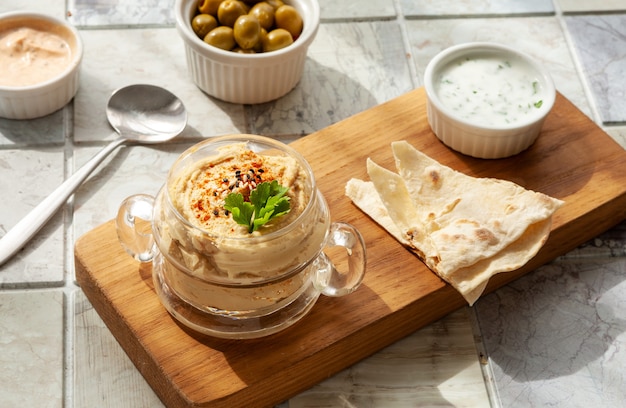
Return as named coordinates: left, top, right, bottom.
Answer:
left=467, top=306, right=502, bottom=408
left=552, top=1, right=605, bottom=125
left=63, top=288, right=75, bottom=408
left=393, top=0, right=421, bottom=87
left=63, top=100, right=77, bottom=408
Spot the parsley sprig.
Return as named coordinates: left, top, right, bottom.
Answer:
left=224, top=181, right=291, bottom=233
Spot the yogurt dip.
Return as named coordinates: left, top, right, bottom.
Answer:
left=434, top=53, right=546, bottom=127
left=0, top=22, right=73, bottom=87
left=156, top=142, right=329, bottom=311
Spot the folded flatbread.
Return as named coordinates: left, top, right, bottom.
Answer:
left=346, top=141, right=563, bottom=305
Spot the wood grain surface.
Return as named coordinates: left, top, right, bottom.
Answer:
left=75, top=87, right=626, bottom=408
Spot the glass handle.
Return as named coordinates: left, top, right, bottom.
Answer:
left=315, top=222, right=367, bottom=297
left=115, top=194, right=156, bottom=263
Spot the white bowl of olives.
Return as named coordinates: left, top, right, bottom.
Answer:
left=175, top=0, right=320, bottom=104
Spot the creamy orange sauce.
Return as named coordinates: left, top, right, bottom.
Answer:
left=0, top=26, right=72, bottom=87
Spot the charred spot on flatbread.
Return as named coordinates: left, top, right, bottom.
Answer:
left=426, top=166, right=442, bottom=188
left=474, top=227, right=499, bottom=245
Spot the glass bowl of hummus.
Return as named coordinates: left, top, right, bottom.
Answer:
left=174, top=0, right=320, bottom=104
left=0, top=11, right=83, bottom=120
left=424, top=42, right=556, bottom=159
left=116, top=134, right=366, bottom=339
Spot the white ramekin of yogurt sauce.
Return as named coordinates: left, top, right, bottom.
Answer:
left=0, top=12, right=83, bottom=120
left=424, top=42, right=556, bottom=159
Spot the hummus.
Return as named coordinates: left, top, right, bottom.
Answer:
left=156, top=142, right=329, bottom=311
left=0, top=24, right=73, bottom=87
left=169, top=142, right=306, bottom=236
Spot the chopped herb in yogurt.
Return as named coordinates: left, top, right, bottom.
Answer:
left=435, top=54, right=546, bottom=126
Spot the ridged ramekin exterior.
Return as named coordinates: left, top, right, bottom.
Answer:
left=175, top=0, right=319, bottom=104
left=182, top=40, right=307, bottom=104
left=424, top=42, right=555, bottom=159
left=0, top=12, right=83, bottom=120
left=426, top=99, right=546, bottom=159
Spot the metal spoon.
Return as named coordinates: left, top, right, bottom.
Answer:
left=0, top=84, right=187, bottom=267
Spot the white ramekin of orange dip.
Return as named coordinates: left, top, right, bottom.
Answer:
left=0, top=11, right=83, bottom=120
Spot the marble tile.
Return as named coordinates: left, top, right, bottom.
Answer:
left=71, top=143, right=188, bottom=243
left=0, top=109, right=67, bottom=146
left=318, top=0, right=396, bottom=20
left=557, top=0, right=626, bottom=13
left=0, top=148, right=65, bottom=286
left=72, top=289, right=164, bottom=407
left=0, top=0, right=66, bottom=19
left=248, top=21, right=415, bottom=136
left=67, top=0, right=175, bottom=27
left=400, top=0, right=554, bottom=17
left=68, top=0, right=397, bottom=25
left=73, top=28, right=247, bottom=143
left=565, top=15, right=626, bottom=124
left=286, top=308, right=490, bottom=407
left=405, top=17, right=592, bottom=118
left=0, top=290, right=64, bottom=407
left=475, top=259, right=626, bottom=407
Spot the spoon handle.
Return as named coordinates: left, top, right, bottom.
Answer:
left=0, top=137, right=127, bottom=267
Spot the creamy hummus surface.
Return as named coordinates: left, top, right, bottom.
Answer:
left=157, top=142, right=329, bottom=310
left=168, top=143, right=306, bottom=237
left=0, top=25, right=73, bottom=87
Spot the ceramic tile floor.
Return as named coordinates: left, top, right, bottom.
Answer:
left=1, top=0, right=626, bottom=406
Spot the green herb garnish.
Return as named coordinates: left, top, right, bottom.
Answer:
left=534, top=100, right=543, bottom=108
left=224, top=181, right=291, bottom=233
left=532, top=80, right=539, bottom=94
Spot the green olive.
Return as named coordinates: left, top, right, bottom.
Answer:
left=274, top=5, right=302, bottom=39
left=197, top=0, right=224, bottom=16
left=192, top=14, right=218, bottom=39
left=265, top=0, right=284, bottom=10
left=204, top=26, right=236, bottom=50
left=191, top=0, right=301, bottom=54
left=234, top=47, right=257, bottom=54
left=255, top=28, right=268, bottom=52
left=249, top=2, right=275, bottom=30
left=262, top=28, right=293, bottom=52
left=217, top=0, right=249, bottom=27
left=233, top=14, right=261, bottom=50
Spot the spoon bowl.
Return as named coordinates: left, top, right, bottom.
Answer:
left=0, top=84, right=187, bottom=267
left=107, top=84, right=187, bottom=143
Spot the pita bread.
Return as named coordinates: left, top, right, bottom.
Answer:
left=345, top=141, right=563, bottom=305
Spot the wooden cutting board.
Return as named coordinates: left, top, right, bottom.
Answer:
left=75, top=87, right=626, bottom=408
